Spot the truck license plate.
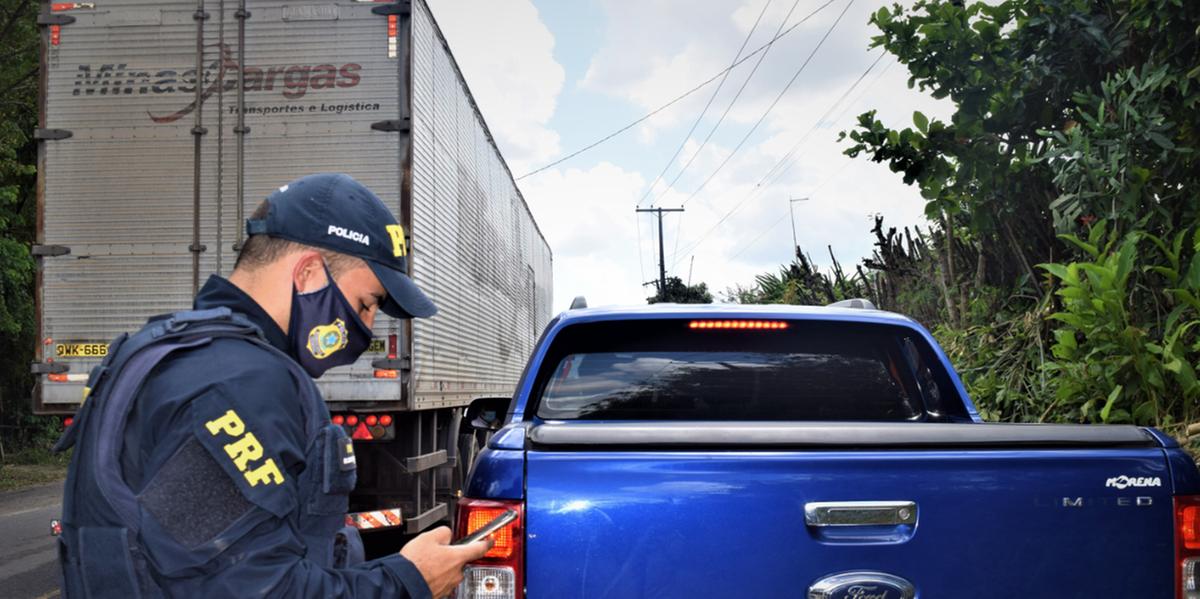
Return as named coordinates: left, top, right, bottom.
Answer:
left=55, top=342, right=109, bottom=358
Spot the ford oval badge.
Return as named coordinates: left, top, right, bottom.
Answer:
left=808, top=571, right=915, bottom=599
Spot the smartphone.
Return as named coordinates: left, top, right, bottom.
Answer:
left=452, top=509, right=518, bottom=546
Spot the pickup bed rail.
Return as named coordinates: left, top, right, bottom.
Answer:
left=529, top=421, right=1158, bottom=449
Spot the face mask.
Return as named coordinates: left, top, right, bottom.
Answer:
left=288, top=264, right=373, bottom=378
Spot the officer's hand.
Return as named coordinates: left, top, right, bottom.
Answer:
left=399, top=526, right=493, bottom=599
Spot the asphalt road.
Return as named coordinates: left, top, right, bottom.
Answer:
left=0, top=481, right=63, bottom=599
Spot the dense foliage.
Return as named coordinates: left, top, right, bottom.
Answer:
left=0, top=0, right=42, bottom=452
left=736, top=0, right=1200, bottom=439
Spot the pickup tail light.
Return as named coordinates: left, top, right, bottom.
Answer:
left=1177, top=495, right=1200, bottom=599
left=455, top=498, right=524, bottom=599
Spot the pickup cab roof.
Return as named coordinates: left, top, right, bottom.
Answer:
left=514, top=303, right=981, bottom=422
left=556, top=302, right=919, bottom=327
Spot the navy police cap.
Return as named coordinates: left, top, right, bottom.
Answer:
left=246, top=173, right=436, bottom=319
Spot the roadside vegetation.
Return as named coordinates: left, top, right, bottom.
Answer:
left=731, top=0, right=1200, bottom=443
left=0, top=0, right=45, bottom=469
left=0, top=445, right=68, bottom=493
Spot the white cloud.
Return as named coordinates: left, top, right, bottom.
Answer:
left=518, top=162, right=649, bottom=312
left=569, top=0, right=954, bottom=300
left=433, top=0, right=959, bottom=310
left=427, top=0, right=565, bottom=174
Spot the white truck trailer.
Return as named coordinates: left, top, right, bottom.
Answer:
left=32, top=0, right=552, bottom=542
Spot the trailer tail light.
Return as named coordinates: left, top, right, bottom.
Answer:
left=50, top=2, right=93, bottom=46
left=47, top=373, right=87, bottom=383
left=375, top=333, right=400, bottom=378
left=351, top=423, right=373, bottom=440
left=1177, top=496, right=1200, bottom=598
left=455, top=498, right=524, bottom=599
left=331, top=413, right=396, bottom=442
left=387, top=15, right=398, bottom=58
left=688, top=320, right=789, bottom=330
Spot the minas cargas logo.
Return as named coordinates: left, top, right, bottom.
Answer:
left=1105, top=475, right=1162, bottom=490
left=71, top=44, right=361, bottom=123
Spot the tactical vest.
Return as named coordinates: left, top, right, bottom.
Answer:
left=54, top=307, right=360, bottom=598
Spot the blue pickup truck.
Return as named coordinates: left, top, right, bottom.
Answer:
left=452, top=303, right=1200, bottom=599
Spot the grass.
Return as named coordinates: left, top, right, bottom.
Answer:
left=0, top=446, right=68, bottom=493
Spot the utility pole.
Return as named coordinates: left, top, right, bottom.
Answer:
left=788, top=197, right=810, bottom=255
left=636, top=206, right=684, bottom=296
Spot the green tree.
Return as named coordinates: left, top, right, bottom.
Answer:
left=841, top=0, right=1200, bottom=322
left=647, top=277, right=713, bottom=304
left=815, top=0, right=1200, bottom=432
left=0, top=0, right=41, bottom=444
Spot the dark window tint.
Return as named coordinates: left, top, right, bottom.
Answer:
left=532, top=319, right=968, bottom=422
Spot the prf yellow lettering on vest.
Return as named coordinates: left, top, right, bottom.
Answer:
left=204, top=409, right=285, bottom=486
left=386, top=224, right=407, bottom=258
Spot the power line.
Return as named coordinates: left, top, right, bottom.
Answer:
left=721, top=60, right=891, bottom=271
left=514, top=1, right=837, bottom=181
left=831, top=56, right=894, bottom=125
left=678, top=0, right=855, bottom=208
left=729, top=208, right=792, bottom=260
left=669, top=46, right=883, bottom=270
left=647, top=0, right=815, bottom=209
left=720, top=59, right=892, bottom=270
left=752, top=49, right=886, bottom=191
left=636, top=0, right=775, bottom=208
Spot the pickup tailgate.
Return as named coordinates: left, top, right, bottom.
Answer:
left=524, top=422, right=1172, bottom=598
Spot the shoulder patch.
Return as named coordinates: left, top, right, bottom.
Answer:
left=140, top=438, right=252, bottom=548
left=205, top=410, right=286, bottom=487
left=192, top=397, right=297, bottom=518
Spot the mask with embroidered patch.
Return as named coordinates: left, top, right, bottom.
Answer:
left=288, top=264, right=373, bottom=378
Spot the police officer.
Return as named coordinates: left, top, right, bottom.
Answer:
left=55, top=173, right=491, bottom=598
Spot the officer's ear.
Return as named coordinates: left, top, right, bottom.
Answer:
left=291, top=250, right=328, bottom=293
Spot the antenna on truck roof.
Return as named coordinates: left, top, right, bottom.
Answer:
left=569, top=296, right=588, bottom=310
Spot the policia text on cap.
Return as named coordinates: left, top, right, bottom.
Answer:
left=54, top=173, right=491, bottom=598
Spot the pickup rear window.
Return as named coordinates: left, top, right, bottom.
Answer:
left=533, top=319, right=970, bottom=422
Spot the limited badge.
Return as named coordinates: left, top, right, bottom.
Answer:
left=340, top=440, right=356, bottom=471
left=307, top=319, right=348, bottom=359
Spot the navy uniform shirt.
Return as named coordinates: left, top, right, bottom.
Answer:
left=119, top=275, right=431, bottom=598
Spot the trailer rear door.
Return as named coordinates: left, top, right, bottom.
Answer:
left=36, top=1, right=407, bottom=410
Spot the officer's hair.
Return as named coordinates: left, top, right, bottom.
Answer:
left=234, top=200, right=363, bottom=277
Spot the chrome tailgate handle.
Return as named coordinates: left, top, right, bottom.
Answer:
left=804, top=501, right=917, bottom=526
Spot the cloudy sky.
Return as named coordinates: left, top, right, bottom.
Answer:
left=429, top=0, right=951, bottom=313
